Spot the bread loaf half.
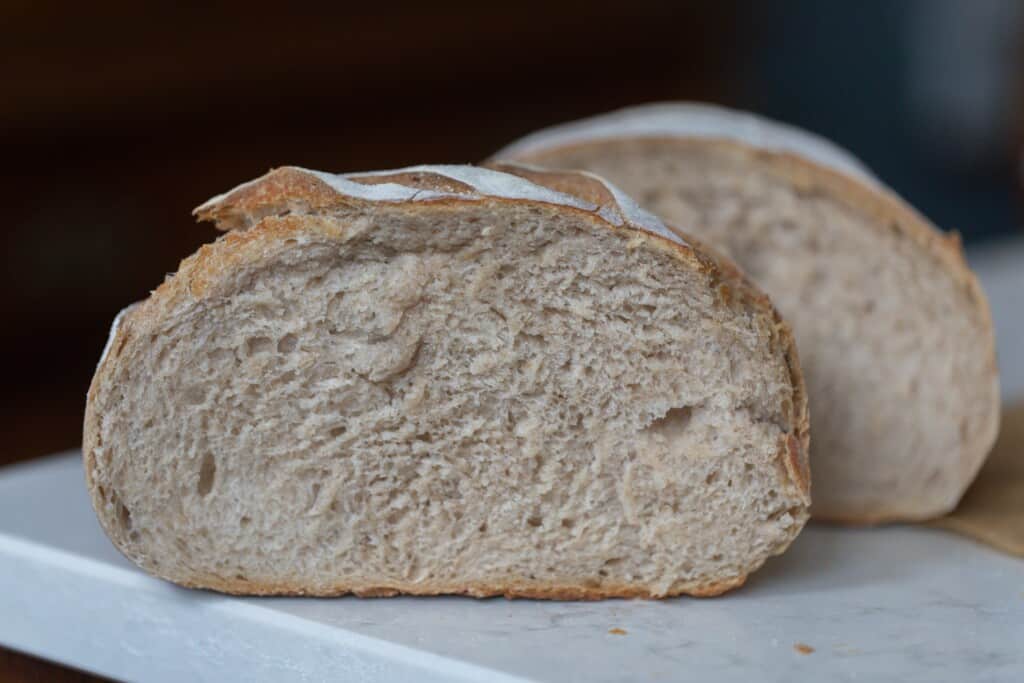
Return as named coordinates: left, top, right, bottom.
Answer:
left=496, top=102, right=1000, bottom=523
left=84, top=164, right=809, bottom=598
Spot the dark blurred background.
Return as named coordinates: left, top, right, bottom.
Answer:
left=2, top=0, right=1023, bottom=472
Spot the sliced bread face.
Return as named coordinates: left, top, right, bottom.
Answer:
left=84, top=164, right=809, bottom=599
left=496, top=103, right=1000, bottom=523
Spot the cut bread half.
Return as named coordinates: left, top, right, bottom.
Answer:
left=84, top=163, right=809, bottom=599
left=495, top=102, right=1000, bottom=523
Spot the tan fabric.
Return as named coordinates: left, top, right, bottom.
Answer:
left=930, top=402, right=1024, bottom=555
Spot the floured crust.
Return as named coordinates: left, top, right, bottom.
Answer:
left=500, top=129, right=998, bottom=525
left=194, top=163, right=680, bottom=245
left=84, top=164, right=810, bottom=598
left=495, top=101, right=877, bottom=186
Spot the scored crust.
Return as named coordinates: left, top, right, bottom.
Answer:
left=84, top=164, right=810, bottom=598
left=499, top=133, right=999, bottom=524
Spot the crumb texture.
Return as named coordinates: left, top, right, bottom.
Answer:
left=86, top=193, right=807, bottom=597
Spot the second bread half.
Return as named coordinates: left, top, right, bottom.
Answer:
left=496, top=103, right=1000, bottom=523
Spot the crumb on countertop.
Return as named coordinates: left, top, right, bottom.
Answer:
left=608, top=628, right=627, bottom=635
left=794, top=643, right=814, bottom=655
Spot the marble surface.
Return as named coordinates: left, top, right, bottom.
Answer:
left=1, top=453, right=1022, bottom=682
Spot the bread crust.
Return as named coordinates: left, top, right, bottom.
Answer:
left=157, top=572, right=748, bottom=600
left=84, top=165, right=810, bottom=598
left=503, top=137, right=999, bottom=524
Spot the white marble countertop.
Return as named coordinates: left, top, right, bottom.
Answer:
left=1, top=238, right=1021, bottom=682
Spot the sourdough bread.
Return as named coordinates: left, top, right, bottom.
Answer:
left=495, top=102, right=1000, bottom=523
left=84, top=164, right=809, bottom=598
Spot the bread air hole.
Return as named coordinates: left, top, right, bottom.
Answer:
left=645, top=405, right=694, bottom=440
left=117, top=500, right=132, bottom=531
left=197, top=453, right=216, bottom=497
left=599, top=557, right=623, bottom=577
left=245, top=336, right=273, bottom=355
left=182, top=386, right=206, bottom=405
left=277, top=334, right=298, bottom=353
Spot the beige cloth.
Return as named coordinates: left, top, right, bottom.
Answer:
left=929, top=402, right=1024, bottom=556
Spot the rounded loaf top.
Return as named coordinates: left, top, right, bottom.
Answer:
left=195, top=163, right=686, bottom=248
left=494, top=102, right=878, bottom=187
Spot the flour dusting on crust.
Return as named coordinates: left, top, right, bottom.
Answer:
left=96, top=304, right=139, bottom=373
left=198, top=164, right=686, bottom=247
left=496, top=102, right=877, bottom=186
left=349, top=164, right=685, bottom=247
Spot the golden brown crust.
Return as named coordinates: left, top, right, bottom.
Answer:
left=84, top=165, right=810, bottom=599
left=193, top=167, right=357, bottom=231
left=161, top=572, right=748, bottom=600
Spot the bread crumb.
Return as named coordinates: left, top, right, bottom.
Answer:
left=608, top=628, right=627, bottom=635
left=794, top=643, right=814, bottom=655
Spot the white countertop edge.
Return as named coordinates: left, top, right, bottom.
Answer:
left=0, top=532, right=527, bottom=683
